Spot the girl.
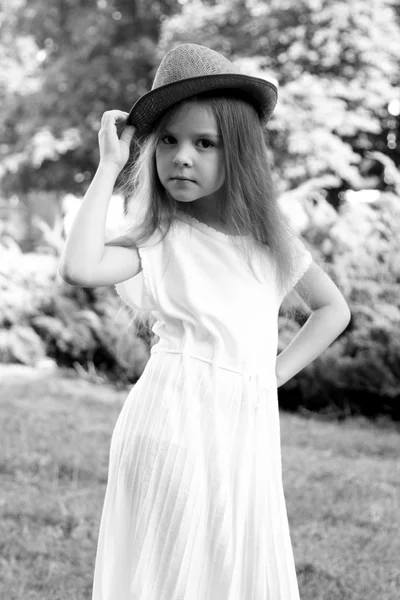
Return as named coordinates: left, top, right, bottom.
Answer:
left=59, top=44, right=351, bottom=600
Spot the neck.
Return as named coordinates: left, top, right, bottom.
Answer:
left=186, top=193, right=226, bottom=225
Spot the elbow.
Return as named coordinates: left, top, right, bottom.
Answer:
left=58, top=261, right=69, bottom=282
left=58, top=270, right=74, bottom=286
left=334, top=302, right=352, bottom=329
left=315, top=302, right=352, bottom=329
left=341, top=302, right=352, bottom=323
left=58, top=262, right=80, bottom=286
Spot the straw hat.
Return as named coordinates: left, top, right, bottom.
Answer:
left=127, top=43, right=278, bottom=137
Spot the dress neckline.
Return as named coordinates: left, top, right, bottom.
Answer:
left=175, top=212, right=252, bottom=243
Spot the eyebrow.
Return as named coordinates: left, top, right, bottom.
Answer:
left=162, top=129, right=221, bottom=139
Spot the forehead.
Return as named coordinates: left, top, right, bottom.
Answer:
left=165, top=102, right=218, bottom=132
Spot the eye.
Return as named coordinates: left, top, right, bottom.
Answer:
left=197, top=139, right=215, bottom=149
left=160, top=135, right=176, bottom=145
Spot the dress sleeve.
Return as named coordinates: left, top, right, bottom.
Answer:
left=282, top=236, right=313, bottom=297
left=114, top=245, right=157, bottom=314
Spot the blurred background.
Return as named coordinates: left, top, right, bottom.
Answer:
left=1, top=1, right=400, bottom=599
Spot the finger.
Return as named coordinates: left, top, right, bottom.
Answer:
left=101, top=110, right=129, bottom=127
left=106, top=110, right=129, bottom=123
left=120, top=126, right=136, bottom=146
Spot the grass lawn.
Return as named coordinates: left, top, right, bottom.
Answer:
left=0, top=368, right=399, bottom=600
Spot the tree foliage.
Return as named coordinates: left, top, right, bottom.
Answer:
left=160, top=0, right=400, bottom=191
left=0, top=0, right=180, bottom=195
left=0, top=0, right=399, bottom=200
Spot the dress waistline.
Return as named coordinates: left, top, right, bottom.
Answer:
left=151, top=347, right=275, bottom=377
left=150, top=347, right=277, bottom=408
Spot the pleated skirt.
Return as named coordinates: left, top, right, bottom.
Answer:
left=91, top=351, right=301, bottom=600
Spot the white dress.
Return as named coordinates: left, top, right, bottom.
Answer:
left=91, top=212, right=312, bottom=600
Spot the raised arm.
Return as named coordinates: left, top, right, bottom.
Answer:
left=58, top=110, right=138, bottom=287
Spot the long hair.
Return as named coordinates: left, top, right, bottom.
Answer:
left=107, top=92, right=319, bottom=330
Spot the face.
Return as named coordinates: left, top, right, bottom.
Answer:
left=155, top=103, right=225, bottom=211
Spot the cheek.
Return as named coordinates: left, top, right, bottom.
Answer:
left=155, top=150, right=165, bottom=177
left=218, top=157, right=225, bottom=183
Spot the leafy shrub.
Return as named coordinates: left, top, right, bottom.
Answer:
left=278, top=191, right=400, bottom=421
left=0, top=242, right=149, bottom=387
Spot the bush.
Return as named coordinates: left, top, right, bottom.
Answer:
left=0, top=242, right=149, bottom=387
left=277, top=191, right=400, bottom=421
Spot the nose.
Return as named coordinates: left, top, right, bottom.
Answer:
left=172, top=143, right=193, bottom=167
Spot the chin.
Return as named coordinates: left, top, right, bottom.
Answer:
left=168, top=191, right=199, bottom=202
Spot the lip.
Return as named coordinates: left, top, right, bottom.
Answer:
left=170, top=176, right=196, bottom=182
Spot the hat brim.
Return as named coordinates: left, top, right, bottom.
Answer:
left=127, top=73, right=278, bottom=137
